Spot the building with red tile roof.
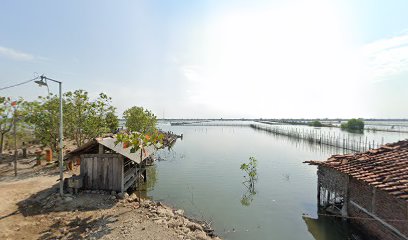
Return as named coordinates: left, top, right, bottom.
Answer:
left=305, top=140, right=408, bottom=240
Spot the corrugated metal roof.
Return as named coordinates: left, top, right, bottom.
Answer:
left=65, top=136, right=158, bottom=164
left=305, top=140, right=408, bottom=202
left=97, top=137, right=157, bottom=164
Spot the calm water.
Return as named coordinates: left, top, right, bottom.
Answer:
left=267, top=123, right=408, bottom=145
left=142, top=123, right=408, bottom=240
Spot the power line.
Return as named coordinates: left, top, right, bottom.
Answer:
left=0, top=77, right=39, bottom=91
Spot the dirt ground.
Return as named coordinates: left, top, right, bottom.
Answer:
left=0, top=157, right=219, bottom=240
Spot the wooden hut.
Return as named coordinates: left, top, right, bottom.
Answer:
left=65, top=136, right=157, bottom=193
left=305, top=140, right=408, bottom=240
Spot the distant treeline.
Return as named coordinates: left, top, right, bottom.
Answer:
left=158, top=118, right=408, bottom=122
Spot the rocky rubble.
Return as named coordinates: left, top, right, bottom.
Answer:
left=33, top=189, right=221, bottom=240
left=121, top=195, right=221, bottom=240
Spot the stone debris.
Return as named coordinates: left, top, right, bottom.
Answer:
left=19, top=186, right=220, bottom=240
left=175, top=209, right=184, bottom=215
left=134, top=199, right=217, bottom=240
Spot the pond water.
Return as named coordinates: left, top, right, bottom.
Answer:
left=142, top=123, right=408, bottom=240
left=263, top=123, right=408, bottom=145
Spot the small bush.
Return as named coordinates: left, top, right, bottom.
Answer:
left=309, top=120, right=323, bottom=127
left=341, top=118, right=364, bottom=131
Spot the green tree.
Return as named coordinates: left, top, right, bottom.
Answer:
left=309, top=120, right=323, bottom=127
left=0, top=97, right=17, bottom=154
left=24, top=94, right=61, bottom=152
left=64, top=90, right=118, bottom=146
left=341, top=118, right=364, bottom=132
left=123, top=106, right=157, bottom=133
left=25, top=90, right=119, bottom=150
left=64, top=90, right=89, bottom=147
left=83, top=93, right=117, bottom=139
left=105, top=111, right=119, bottom=133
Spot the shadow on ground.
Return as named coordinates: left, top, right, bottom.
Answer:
left=39, top=215, right=117, bottom=240
left=14, top=183, right=120, bottom=239
left=17, top=184, right=118, bottom=214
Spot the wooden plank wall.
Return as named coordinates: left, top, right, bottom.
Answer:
left=80, top=154, right=124, bottom=192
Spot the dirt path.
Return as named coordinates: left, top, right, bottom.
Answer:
left=0, top=158, right=220, bottom=240
left=0, top=158, right=61, bottom=239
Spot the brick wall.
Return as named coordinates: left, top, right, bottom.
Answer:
left=374, top=189, right=408, bottom=237
left=318, top=167, right=408, bottom=239
left=349, top=177, right=373, bottom=211
left=318, top=166, right=347, bottom=195
left=348, top=207, right=402, bottom=240
left=348, top=177, right=408, bottom=240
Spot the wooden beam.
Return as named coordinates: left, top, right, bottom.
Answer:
left=124, top=175, right=136, bottom=191
left=124, top=170, right=136, bottom=183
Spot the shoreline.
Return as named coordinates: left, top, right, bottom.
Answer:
left=117, top=192, right=219, bottom=240
left=0, top=157, right=221, bottom=240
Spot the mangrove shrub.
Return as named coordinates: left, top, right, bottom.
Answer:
left=341, top=118, right=364, bottom=132
left=309, top=120, right=323, bottom=127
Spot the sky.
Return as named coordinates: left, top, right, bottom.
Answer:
left=0, top=0, right=408, bottom=119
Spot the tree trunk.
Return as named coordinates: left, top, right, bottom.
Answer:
left=14, top=117, right=17, bottom=176
left=0, top=133, right=4, bottom=159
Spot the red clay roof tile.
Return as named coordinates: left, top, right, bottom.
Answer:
left=305, top=140, right=408, bottom=202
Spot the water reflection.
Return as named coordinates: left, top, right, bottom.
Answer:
left=148, top=124, right=395, bottom=239
left=132, top=165, right=158, bottom=200
left=302, top=213, right=365, bottom=240
left=144, top=165, right=158, bottom=191
left=240, top=187, right=256, bottom=207
left=157, top=148, right=186, bottom=162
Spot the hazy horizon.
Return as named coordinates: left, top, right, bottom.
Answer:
left=1, top=0, right=408, bottom=119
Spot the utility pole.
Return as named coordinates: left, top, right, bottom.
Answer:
left=35, top=75, right=64, bottom=197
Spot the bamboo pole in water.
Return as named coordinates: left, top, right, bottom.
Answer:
left=250, top=124, right=381, bottom=152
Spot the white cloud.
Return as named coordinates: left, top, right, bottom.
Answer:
left=361, top=32, right=408, bottom=80
left=0, top=46, right=34, bottom=61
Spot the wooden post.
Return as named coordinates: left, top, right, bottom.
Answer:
left=326, top=189, right=330, bottom=207
left=22, top=142, right=27, bottom=158
left=98, top=144, right=104, bottom=154
left=359, top=137, right=361, bottom=152
left=139, top=148, right=142, bottom=203
left=13, top=113, right=17, bottom=177
left=120, top=156, right=124, bottom=193
left=365, top=136, right=368, bottom=150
